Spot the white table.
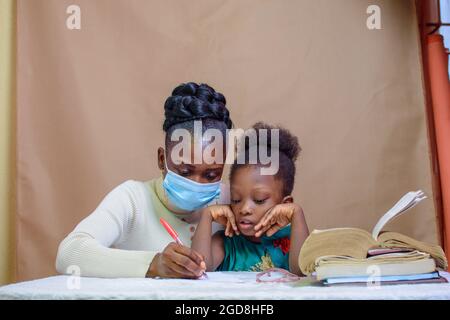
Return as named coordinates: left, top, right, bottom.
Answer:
left=1, top=272, right=450, bottom=300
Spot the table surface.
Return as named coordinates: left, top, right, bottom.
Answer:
left=1, top=271, right=450, bottom=300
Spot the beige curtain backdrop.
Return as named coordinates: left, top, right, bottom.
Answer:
left=16, top=0, right=439, bottom=281
left=0, top=0, right=16, bottom=285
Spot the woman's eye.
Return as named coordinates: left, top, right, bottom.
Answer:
left=231, top=199, right=241, bottom=204
left=254, top=199, right=267, bottom=205
left=178, top=170, right=191, bottom=176
left=205, top=173, right=218, bottom=181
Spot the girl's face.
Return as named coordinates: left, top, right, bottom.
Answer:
left=230, top=165, right=285, bottom=237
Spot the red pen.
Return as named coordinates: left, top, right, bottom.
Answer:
left=159, top=218, right=208, bottom=279
left=160, top=217, right=184, bottom=245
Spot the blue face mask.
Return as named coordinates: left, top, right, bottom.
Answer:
left=162, top=164, right=221, bottom=212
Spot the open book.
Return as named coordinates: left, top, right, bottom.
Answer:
left=298, top=190, right=448, bottom=277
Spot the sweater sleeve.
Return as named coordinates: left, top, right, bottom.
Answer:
left=55, top=181, right=157, bottom=278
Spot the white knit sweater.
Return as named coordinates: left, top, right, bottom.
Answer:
left=55, top=177, right=225, bottom=278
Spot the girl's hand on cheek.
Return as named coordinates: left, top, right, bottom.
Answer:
left=206, top=205, right=240, bottom=237
left=254, top=203, right=303, bottom=237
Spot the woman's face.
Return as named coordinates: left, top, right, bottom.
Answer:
left=230, top=165, right=285, bottom=237
left=158, top=137, right=226, bottom=184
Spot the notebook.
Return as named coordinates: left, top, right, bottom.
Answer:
left=315, top=252, right=436, bottom=280
left=323, top=272, right=448, bottom=286
left=323, top=271, right=441, bottom=284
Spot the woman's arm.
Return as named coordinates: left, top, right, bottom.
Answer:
left=56, top=181, right=155, bottom=278
left=289, top=207, right=309, bottom=275
left=56, top=233, right=156, bottom=278
left=56, top=180, right=205, bottom=278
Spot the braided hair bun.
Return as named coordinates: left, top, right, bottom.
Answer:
left=163, top=83, right=233, bottom=132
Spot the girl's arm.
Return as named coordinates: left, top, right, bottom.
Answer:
left=191, top=210, right=215, bottom=271
left=289, top=206, right=309, bottom=275
left=210, top=232, right=225, bottom=271
left=192, top=205, right=236, bottom=271
left=253, top=202, right=309, bottom=276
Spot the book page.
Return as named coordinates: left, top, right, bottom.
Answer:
left=378, top=231, right=448, bottom=269
left=371, top=190, right=427, bottom=240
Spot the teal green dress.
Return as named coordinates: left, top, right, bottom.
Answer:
left=216, top=226, right=291, bottom=272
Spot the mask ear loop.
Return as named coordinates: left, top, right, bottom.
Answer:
left=256, top=268, right=301, bottom=283
left=163, top=149, right=170, bottom=172
left=161, top=150, right=170, bottom=202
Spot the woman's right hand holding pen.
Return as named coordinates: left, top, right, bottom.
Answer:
left=146, top=242, right=206, bottom=279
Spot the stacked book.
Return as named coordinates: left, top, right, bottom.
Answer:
left=299, top=190, right=448, bottom=286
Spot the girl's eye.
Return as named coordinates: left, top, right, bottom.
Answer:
left=254, top=198, right=267, bottom=205
left=231, top=199, right=241, bottom=204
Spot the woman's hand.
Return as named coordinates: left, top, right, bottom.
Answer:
left=146, top=242, right=206, bottom=279
left=254, top=203, right=303, bottom=237
left=205, top=205, right=239, bottom=237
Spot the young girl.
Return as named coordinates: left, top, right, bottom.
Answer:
left=191, top=123, right=309, bottom=275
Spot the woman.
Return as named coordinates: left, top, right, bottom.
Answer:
left=56, top=82, right=234, bottom=279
